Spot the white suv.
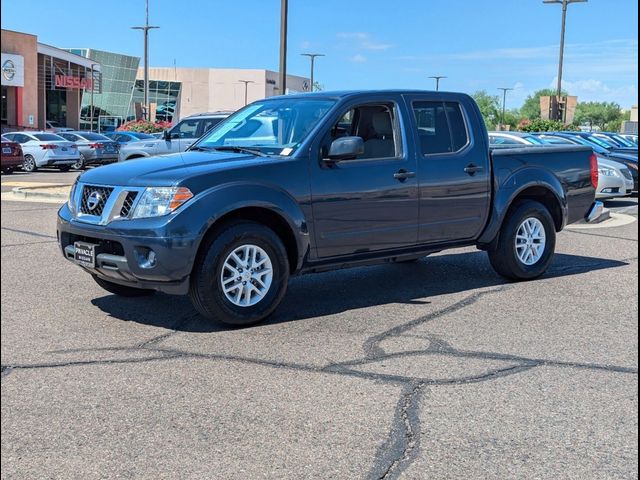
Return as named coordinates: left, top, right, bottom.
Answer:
left=118, top=112, right=232, bottom=161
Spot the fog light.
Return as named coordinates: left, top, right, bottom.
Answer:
left=136, top=247, right=157, bottom=269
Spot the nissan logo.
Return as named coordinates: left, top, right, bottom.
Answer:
left=86, top=191, right=102, bottom=211
left=2, top=60, right=16, bottom=81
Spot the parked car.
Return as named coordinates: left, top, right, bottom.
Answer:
left=539, top=132, right=638, bottom=193
left=619, top=134, right=638, bottom=146
left=592, top=132, right=638, bottom=150
left=488, top=131, right=546, bottom=146
left=104, top=131, right=156, bottom=146
left=118, top=111, right=232, bottom=161
left=46, top=121, right=74, bottom=133
left=569, top=131, right=637, bottom=156
left=2, top=131, right=79, bottom=172
left=58, top=131, right=120, bottom=169
left=58, top=91, right=601, bottom=326
left=532, top=134, right=634, bottom=198
left=1, top=136, right=24, bottom=174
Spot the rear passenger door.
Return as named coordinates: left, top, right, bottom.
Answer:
left=404, top=95, right=490, bottom=243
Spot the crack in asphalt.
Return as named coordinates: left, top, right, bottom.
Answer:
left=0, top=226, right=56, bottom=239
left=2, top=271, right=638, bottom=478
left=2, top=240, right=58, bottom=248
left=565, top=229, right=639, bottom=242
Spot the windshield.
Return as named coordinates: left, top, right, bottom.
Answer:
left=566, top=135, right=608, bottom=154
left=193, top=98, right=336, bottom=155
left=79, top=132, right=111, bottom=141
left=609, top=135, right=635, bottom=147
left=523, top=135, right=544, bottom=145
left=585, top=135, right=614, bottom=149
left=130, top=132, right=155, bottom=139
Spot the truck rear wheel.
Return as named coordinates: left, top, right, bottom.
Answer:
left=189, top=221, right=290, bottom=326
left=93, top=276, right=155, bottom=297
left=488, top=200, right=556, bottom=281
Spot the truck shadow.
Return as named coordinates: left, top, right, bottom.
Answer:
left=91, top=252, right=629, bottom=332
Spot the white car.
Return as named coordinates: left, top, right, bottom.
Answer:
left=596, top=157, right=634, bottom=199
left=118, top=112, right=232, bottom=161
left=488, top=131, right=547, bottom=146
left=2, top=131, right=80, bottom=172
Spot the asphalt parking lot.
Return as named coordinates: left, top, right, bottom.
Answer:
left=1, top=170, right=638, bottom=480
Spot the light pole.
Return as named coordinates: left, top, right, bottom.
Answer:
left=498, top=87, right=514, bottom=131
left=238, top=80, right=255, bottom=106
left=301, top=53, right=324, bottom=92
left=279, top=0, right=288, bottom=95
left=429, top=75, right=447, bottom=91
left=132, top=0, right=159, bottom=120
left=89, top=63, right=99, bottom=132
left=543, top=0, right=587, bottom=119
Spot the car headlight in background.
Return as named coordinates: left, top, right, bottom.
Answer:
left=598, top=167, right=618, bottom=177
left=131, top=187, right=193, bottom=219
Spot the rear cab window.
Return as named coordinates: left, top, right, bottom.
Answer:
left=412, top=101, right=469, bottom=155
left=33, top=133, right=65, bottom=141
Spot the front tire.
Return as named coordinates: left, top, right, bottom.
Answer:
left=189, top=221, right=290, bottom=326
left=73, top=154, right=86, bottom=170
left=93, top=276, right=155, bottom=297
left=22, top=155, right=37, bottom=172
left=488, top=200, right=556, bottom=280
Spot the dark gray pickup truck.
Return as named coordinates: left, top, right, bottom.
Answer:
left=58, top=90, right=602, bottom=326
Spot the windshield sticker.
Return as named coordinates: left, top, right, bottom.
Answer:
left=280, top=147, right=293, bottom=156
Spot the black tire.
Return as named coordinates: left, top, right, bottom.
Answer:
left=22, top=154, right=37, bottom=172
left=488, top=200, right=556, bottom=281
left=1, top=168, right=13, bottom=175
left=189, top=221, right=290, bottom=326
left=59, top=165, right=71, bottom=172
left=93, top=276, right=155, bottom=297
left=73, top=154, right=86, bottom=170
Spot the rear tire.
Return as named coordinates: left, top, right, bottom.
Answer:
left=93, top=276, right=155, bottom=297
left=22, top=155, right=37, bottom=172
left=189, top=221, right=289, bottom=326
left=488, top=200, right=556, bottom=281
left=1, top=168, right=13, bottom=175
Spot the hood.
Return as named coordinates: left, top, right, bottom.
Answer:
left=77, top=151, right=263, bottom=188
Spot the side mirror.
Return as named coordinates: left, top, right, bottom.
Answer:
left=162, top=129, right=172, bottom=141
left=326, top=136, right=364, bottom=161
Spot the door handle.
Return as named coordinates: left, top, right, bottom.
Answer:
left=464, top=164, right=484, bottom=175
left=393, top=169, right=416, bottom=182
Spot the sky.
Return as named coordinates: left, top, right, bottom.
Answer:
left=1, top=0, right=637, bottom=110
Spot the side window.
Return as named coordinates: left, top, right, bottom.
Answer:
left=16, top=134, right=31, bottom=144
left=199, top=117, right=224, bottom=136
left=412, top=101, right=469, bottom=155
left=61, top=134, right=76, bottom=141
left=171, top=119, right=199, bottom=138
left=445, top=102, right=468, bottom=151
left=323, top=103, right=399, bottom=160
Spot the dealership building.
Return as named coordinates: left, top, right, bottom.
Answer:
left=2, top=28, right=311, bottom=132
left=1, top=29, right=100, bottom=131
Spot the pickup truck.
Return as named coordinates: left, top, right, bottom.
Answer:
left=58, top=90, right=602, bottom=326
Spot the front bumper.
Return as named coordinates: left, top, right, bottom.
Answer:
left=57, top=205, right=199, bottom=294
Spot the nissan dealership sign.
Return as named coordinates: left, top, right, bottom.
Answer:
left=1, top=53, right=24, bottom=87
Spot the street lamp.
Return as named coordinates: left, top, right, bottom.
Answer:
left=301, top=53, right=324, bottom=92
left=543, top=0, right=587, bottom=119
left=279, top=0, right=288, bottom=95
left=89, top=63, right=99, bottom=132
left=238, top=80, right=255, bottom=106
left=429, top=75, right=447, bottom=91
left=498, top=87, right=514, bottom=131
left=132, top=0, right=159, bottom=120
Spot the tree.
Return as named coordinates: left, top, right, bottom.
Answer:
left=520, top=88, right=569, bottom=120
left=573, top=101, right=624, bottom=131
left=518, top=118, right=574, bottom=132
left=471, top=90, right=500, bottom=129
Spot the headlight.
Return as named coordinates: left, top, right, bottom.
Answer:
left=598, top=167, right=618, bottom=177
left=131, top=187, right=193, bottom=219
left=628, top=162, right=638, bottom=171
left=67, top=180, right=78, bottom=214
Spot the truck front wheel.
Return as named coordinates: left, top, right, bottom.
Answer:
left=488, top=200, right=556, bottom=281
left=189, top=221, right=290, bottom=326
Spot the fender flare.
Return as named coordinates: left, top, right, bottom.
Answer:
left=477, top=167, right=568, bottom=246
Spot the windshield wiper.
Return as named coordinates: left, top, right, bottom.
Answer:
left=211, top=146, right=268, bottom=157
left=188, top=145, right=216, bottom=152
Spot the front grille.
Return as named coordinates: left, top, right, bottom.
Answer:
left=80, top=185, right=113, bottom=216
left=119, top=191, right=138, bottom=218
left=621, top=168, right=633, bottom=180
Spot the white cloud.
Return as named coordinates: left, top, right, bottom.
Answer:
left=337, top=32, right=393, bottom=51
left=550, top=77, right=638, bottom=106
left=300, top=40, right=311, bottom=50
left=349, top=54, right=367, bottom=63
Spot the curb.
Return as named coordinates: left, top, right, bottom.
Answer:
left=11, top=185, right=72, bottom=200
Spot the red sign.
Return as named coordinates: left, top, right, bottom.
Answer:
left=54, top=75, right=93, bottom=90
